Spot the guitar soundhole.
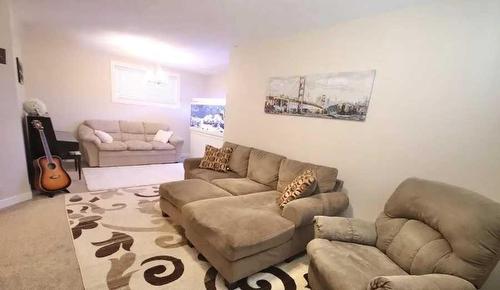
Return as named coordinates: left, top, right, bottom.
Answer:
left=47, top=163, right=56, bottom=170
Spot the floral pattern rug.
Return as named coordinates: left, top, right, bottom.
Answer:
left=65, top=185, right=311, bottom=290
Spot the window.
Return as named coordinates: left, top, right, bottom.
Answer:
left=111, top=62, right=180, bottom=107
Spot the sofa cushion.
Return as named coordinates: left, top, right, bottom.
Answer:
left=182, top=191, right=294, bottom=261
left=97, top=141, right=127, bottom=151
left=277, top=159, right=338, bottom=193
left=307, top=239, right=407, bottom=290
left=150, top=141, right=175, bottom=151
left=85, top=120, right=121, bottom=133
left=119, top=120, right=144, bottom=133
left=122, top=133, right=146, bottom=141
left=247, top=149, right=285, bottom=189
left=118, top=121, right=145, bottom=141
left=160, top=179, right=232, bottom=209
left=144, top=122, right=169, bottom=134
left=211, top=178, right=272, bottom=196
left=223, top=142, right=252, bottom=177
left=124, top=140, right=153, bottom=151
left=107, top=132, right=122, bottom=141
left=188, top=168, right=240, bottom=182
left=199, top=145, right=233, bottom=172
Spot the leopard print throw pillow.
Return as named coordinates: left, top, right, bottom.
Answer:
left=277, top=169, right=317, bottom=208
left=199, top=145, right=233, bottom=172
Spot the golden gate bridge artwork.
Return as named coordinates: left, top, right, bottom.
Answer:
left=264, top=70, right=375, bottom=121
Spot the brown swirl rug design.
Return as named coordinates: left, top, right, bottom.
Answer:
left=65, top=185, right=310, bottom=290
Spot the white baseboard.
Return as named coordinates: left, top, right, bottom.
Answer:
left=0, top=192, right=33, bottom=210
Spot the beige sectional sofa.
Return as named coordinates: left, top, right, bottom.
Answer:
left=159, top=141, right=348, bottom=284
left=307, top=178, right=500, bottom=290
left=77, top=119, right=184, bottom=167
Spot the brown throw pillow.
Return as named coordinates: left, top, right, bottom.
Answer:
left=199, top=145, right=233, bottom=172
left=277, top=169, right=317, bottom=208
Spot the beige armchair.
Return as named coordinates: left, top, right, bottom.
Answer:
left=306, top=177, right=500, bottom=290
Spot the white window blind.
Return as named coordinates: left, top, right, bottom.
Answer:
left=111, top=62, right=180, bottom=107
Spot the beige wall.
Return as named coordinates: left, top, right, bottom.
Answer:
left=0, top=0, right=31, bottom=207
left=206, top=72, right=227, bottom=99
left=226, top=2, right=500, bottom=285
left=21, top=29, right=210, bottom=153
left=226, top=1, right=500, bottom=217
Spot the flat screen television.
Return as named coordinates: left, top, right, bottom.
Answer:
left=190, top=98, right=225, bottom=136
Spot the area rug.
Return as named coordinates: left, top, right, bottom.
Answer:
left=82, top=163, right=184, bottom=191
left=65, top=186, right=310, bottom=290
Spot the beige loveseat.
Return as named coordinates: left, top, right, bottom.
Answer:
left=159, top=141, right=348, bottom=284
left=307, top=178, right=500, bottom=290
left=77, top=120, right=184, bottom=167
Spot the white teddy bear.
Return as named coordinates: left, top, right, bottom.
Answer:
left=23, top=98, right=48, bottom=116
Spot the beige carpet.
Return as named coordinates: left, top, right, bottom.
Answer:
left=66, top=185, right=310, bottom=290
left=0, top=195, right=84, bottom=290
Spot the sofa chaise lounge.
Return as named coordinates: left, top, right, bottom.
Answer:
left=159, top=141, right=349, bottom=284
left=78, top=119, right=184, bottom=167
left=307, top=177, right=500, bottom=290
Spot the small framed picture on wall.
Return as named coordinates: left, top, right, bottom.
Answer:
left=16, top=57, right=24, bottom=84
left=0, top=48, right=6, bottom=64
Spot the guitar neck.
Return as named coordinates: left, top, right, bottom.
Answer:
left=37, top=129, right=54, bottom=162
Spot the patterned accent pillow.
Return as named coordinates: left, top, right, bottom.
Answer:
left=277, top=169, right=317, bottom=208
left=199, top=145, right=233, bottom=172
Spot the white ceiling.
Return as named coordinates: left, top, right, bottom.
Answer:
left=13, top=0, right=433, bottom=74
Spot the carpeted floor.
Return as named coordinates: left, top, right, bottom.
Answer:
left=0, top=194, right=84, bottom=290
left=66, top=185, right=310, bottom=290
left=0, top=163, right=311, bottom=290
left=0, top=165, right=85, bottom=290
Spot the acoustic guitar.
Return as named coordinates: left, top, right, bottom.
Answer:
left=32, top=120, right=71, bottom=193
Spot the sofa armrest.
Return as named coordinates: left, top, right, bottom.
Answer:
left=368, top=274, right=476, bottom=290
left=281, top=191, right=349, bottom=228
left=168, top=135, right=184, bottom=152
left=313, top=216, right=377, bottom=246
left=184, top=157, right=202, bottom=172
left=77, top=124, right=101, bottom=145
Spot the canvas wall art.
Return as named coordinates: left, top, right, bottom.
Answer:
left=0, top=48, right=6, bottom=64
left=265, top=70, right=376, bottom=121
